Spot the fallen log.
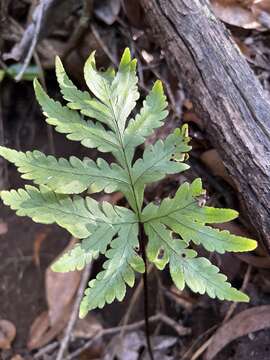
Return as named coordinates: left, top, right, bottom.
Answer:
left=139, top=0, right=270, bottom=249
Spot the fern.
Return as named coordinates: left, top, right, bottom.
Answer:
left=0, top=48, right=257, bottom=318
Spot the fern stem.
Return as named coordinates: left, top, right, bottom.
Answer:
left=139, top=223, right=154, bottom=360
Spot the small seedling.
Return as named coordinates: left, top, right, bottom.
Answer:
left=0, top=49, right=256, bottom=357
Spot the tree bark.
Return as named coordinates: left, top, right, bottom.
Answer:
left=140, top=0, right=270, bottom=249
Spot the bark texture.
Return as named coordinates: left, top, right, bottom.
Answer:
left=140, top=0, right=270, bottom=248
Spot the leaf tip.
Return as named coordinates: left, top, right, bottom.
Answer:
left=120, top=47, right=131, bottom=65
left=55, top=55, right=63, bottom=72
left=79, top=301, right=88, bottom=319
left=153, top=79, right=163, bottom=93
left=245, top=238, right=258, bottom=251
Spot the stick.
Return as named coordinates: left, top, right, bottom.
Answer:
left=15, top=2, right=44, bottom=81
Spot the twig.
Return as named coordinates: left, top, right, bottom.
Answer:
left=55, top=262, right=92, bottom=360
left=15, top=2, right=44, bottom=81
left=3, top=0, right=63, bottom=62
left=190, top=337, right=213, bottom=360
left=63, top=312, right=190, bottom=360
left=34, top=341, right=59, bottom=359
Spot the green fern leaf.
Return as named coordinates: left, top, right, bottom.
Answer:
left=124, top=80, right=168, bottom=154
left=84, top=48, right=139, bottom=135
left=0, top=186, right=137, bottom=239
left=34, top=79, right=120, bottom=154
left=55, top=56, right=118, bottom=130
left=52, top=203, right=137, bottom=272
left=0, top=146, right=129, bottom=194
left=132, top=129, right=191, bottom=186
left=55, top=56, right=92, bottom=111
left=80, top=223, right=145, bottom=317
left=0, top=185, right=92, bottom=238
left=55, top=56, right=92, bottom=110
left=145, top=222, right=248, bottom=302
left=142, top=178, right=257, bottom=253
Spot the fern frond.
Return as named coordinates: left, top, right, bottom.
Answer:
left=0, top=147, right=129, bottom=195
left=142, top=179, right=257, bottom=253
left=55, top=56, right=92, bottom=111
left=52, top=202, right=137, bottom=272
left=0, top=186, right=137, bottom=239
left=124, top=80, right=168, bottom=154
left=80, top=223, right=145, bottom=317
left=84, top=48, right=139, bottom=135
left=132, top=129, right=191, bottom=186
left=145, top=222, right=249, bottom=302
left=51, top=225, right=117, bottom=272
left=34, top=79, right=120, bottom=154
left=55, top=56, right=117, bottom=129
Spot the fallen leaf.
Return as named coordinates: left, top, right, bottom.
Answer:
left=104, top=331, right=144, bottom=360
left=211, top=0, right=260, bottom=28
left=0, top=320, right=16, bottom=349
left=46, top=238, right=81, bottom=326
left=105, top=332, right=177, bottom=360
left=27, top=308, right=71, bottom=350
left=251, top=0, right=270, bottom=28
left=27, top=311, right=50, bottom=350
left=205, top=305, right=270, bottom=359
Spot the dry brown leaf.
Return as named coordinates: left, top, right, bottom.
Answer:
left=27, top=311, right=50, bottom=350
left=211, top=0, right=260, bottom=28
left=251, top=0, right=270, bottom=27
left=46, top=238, right=81, bottom=326
left=205, top=305, right=270, bottom=359
left=27, top=306, right=71, bottom=350
left=0, top=320, right=16, bottom=350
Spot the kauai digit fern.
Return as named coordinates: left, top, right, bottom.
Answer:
left=0, top=49, right=257, bottom=319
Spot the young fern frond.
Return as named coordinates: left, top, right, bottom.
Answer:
left=0, top=48, right=257, bottom=318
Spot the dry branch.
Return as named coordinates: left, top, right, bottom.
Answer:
left=139, top=0, right=270, bottom=249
